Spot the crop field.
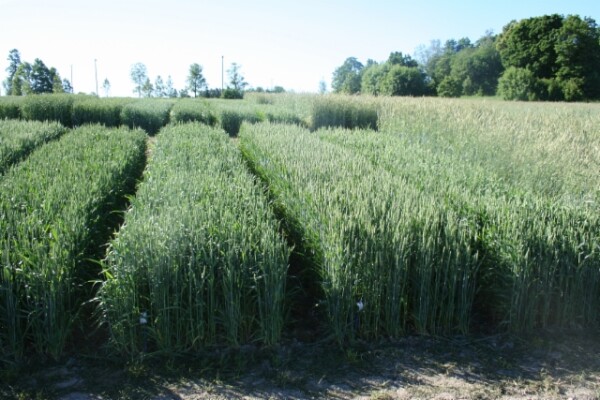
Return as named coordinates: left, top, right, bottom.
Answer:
left=0, top=93, right=598, bottom=391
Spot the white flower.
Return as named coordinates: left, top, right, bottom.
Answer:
left=357, top=299, right=364, bottom=312
left=140, top=311, right=148, bottom=325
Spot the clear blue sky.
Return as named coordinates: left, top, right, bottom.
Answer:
left=1, top=0, right=599, bottom=96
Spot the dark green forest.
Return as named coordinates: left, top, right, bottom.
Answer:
left=332, top=14, right=600, bottom=101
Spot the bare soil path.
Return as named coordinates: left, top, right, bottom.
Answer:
left=3, top=331, right=599, bottom=399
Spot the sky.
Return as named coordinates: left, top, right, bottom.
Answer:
left=1, top=0, right=599, bottom=96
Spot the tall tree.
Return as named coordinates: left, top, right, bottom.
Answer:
left=11, top=62, right=32, bottom=95
left=50, top=67, right=64, bottom=93
left=496, top=14, right=563, bottom=79
left=30, top=58, right=53, bottom=93
left=497, top=14, right=600, bottom=101
left=3, top=49, right=21, bottom=95
left=154, top=75, right=166, bottom=97
left=102, top=78, right=110, bottom=97
left=332, top=57, right=363, bottom=94
left=130, top=63, right=148, bottom=97
left=186, top=63, right=206, bottom=97
left=387, top=51, right=418, bottom=67
left=227, top=63, right=247, bottom=91
left=165, top=75, right=178, bottom=98
left=554, top=15, right=600, bottom=100
left=141, top=77, right=154, bottom=97
left=361, top=62, right=388, bottom=95
left=380, top=65, right=428, bottom=96
left=63, top=79, right=73, bottom=94
left=318, top=79, right=327, bottom=94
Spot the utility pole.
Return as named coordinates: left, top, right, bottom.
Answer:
left=94, top=59, right=99, bottom=96
left=70, top=65, right=73, bottom=93
left=221, top=55, right=224, bottom=92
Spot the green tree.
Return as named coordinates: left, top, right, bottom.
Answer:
left=497, top=14, right=600, bottom=101
left=30, top=58, right=54, bottom=93
left=497, top=66, right=539, bottom=101
left=437, top=75, right=462, bottom=97
left=102, top=78, right=110, bottom=97
left=387, top=51, right=418, bottom=67
left=361, top=62, right=388, bottom=95
left=11, top=62, right=32, bottom=95
left=554, top=16, right=600, bottom=99
left=227, top=62, right=247, bottom=91
left=332, top=57, right=363, bottom=94
left=186, top=63, right=206, bottom=97
left=446, top=34, right=503, bottom=96
left=50, top=67, right=64, bottom=93
left=154, top=75, right=166, bottom=97
left=380, top=65, right=428, bottom=96
left=318, top=79, right=327, bottom=94
left=63, top=79, right=73, bottom=94
left=142, top=77, right=154, bottom=97
left=130, top=63, right=148, bottom=97
left=497, top=15, right=563, bottom=79
left=165, top=75, right=178, bottom=98
left=3, top=49, right=21, bottom=95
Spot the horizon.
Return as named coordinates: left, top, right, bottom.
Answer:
left=1, top=0, right=599, bottom=96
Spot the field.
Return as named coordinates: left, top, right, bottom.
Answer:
left=0, top=93, right=598, bottom=398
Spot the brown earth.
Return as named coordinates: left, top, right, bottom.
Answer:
left=3, top=330, right=599, bottom=399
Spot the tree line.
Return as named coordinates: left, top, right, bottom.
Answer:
left=332, top=14, right=600, bottom=101
left=2, top=50, right=285, bottom=99
left=2, top=50, right=73, bottom=96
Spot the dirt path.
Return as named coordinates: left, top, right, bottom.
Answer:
left=3, top=332, right=599, bottom=399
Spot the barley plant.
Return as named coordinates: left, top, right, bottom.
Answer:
left=72, top=97, right=133, bottom=127
left=309, top=95, right=379, bottom=131
left=0, top=119, right=67, bottom=175
left=98, top=123, right=290, bottom=357
left=0, top=96, right=23, bottom=119
left=20, top=93, right=78, bottom=127
left=375, top=96, right=600, bottom=332
left=0, top=125, right=146, bottom=362
left=240, top=122, right=481, bottom=343
left=120, top=99, right=174, bottom=135
left=169, top=98, right=217, bottom=126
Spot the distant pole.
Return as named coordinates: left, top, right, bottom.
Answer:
left=94, top=59, right=99, bottom=96
left=221, top=55, right=224, bottom=91
left=70, top=65, right=73, bottom=93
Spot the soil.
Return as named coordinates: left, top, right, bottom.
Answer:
left=2, top=330, right=599, bottom=399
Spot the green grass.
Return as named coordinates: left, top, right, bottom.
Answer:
left=98, top=123, right=290, bottom=357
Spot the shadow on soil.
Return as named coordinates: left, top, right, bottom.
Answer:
left=2, top=329, right=599, bottom=399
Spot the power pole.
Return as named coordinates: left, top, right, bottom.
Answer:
left=221, top=55, right=224, bottom=92
left=70, top=64, right=73, bottom=93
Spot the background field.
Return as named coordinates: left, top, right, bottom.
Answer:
left=0, top=92, right=598, bottom=398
